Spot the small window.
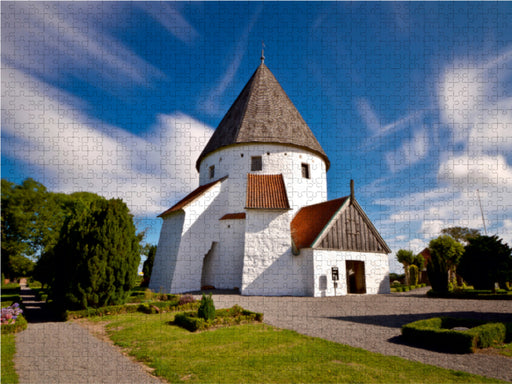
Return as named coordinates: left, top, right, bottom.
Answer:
left=209, top=165, right=215, bottom=179
left=301, top=163, right=310, bottom=179
left=251, top=156, right=262, bottom=171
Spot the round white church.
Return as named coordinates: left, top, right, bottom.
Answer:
left=149, top=60, right=391, bottom=297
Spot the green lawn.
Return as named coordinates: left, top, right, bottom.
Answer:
left=1, top=332, right=19, bottom=384
left=92, top=312, right=506, bottom=383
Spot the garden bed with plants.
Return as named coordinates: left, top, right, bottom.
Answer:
left=174, top=304, right=263, bottom=332
left=173, top=293, right=263, bottom=332
left=65, top=294, right=199, bottom=320
left=390, top=283, right=427, bottom=292
left=402, top=317, right=512, bottom=353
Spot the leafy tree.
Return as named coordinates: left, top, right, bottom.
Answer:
left=409, top=264, right=419, bottom=286
left=141, top=245, right=157, bottom=286
left=428, top=235, right=464, bottom=286
left=396, top=249, right=415, bottom=285
left=412, top=254, right=425, bottom=270
left=441, top=227, right=480, bottom=245
left=458, top=235, right=512, bottom=290
left=49, top=198, right=140, bottom=309
left=427, top=243, right=449, bottom=293
left=1, top=178, right=60, bottom=279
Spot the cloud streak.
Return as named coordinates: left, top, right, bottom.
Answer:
left=2, top=67, right=213, bottom=216
left=137, top=3, right=199, bottom=44
left=1, top=2, right=166, bottom=91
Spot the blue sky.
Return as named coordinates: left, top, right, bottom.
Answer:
left=2, top=2, right=511, bottom=273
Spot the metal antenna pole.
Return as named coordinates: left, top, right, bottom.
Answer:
left=477, top=189, right=488, bottom=235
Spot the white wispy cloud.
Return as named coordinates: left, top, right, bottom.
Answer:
left=380, top=47, right=512, bottom=250
left=356, top=98, right=425, bottom=153
left=438, top=47, right=512, bottom=152
left=2, top=67, right=213, bottom=216
left=136, top=3, right=199, bottom=44
left=1, top=2, right=166, bottom=91
left=385, top=127, right=429, bottom=173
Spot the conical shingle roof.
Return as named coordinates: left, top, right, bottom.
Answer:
left=196, top=63, right=330, bottom=170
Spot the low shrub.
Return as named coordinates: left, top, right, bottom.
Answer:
left=65, top=304, right=139, bottom=320
left=198, top=293, right=215, bottom=321
left=427, top=289, right=512, bottom=300
left=402, top=317, right=510, bottom=353
left=174, top=312, right=207, bottom=332
left=178, top=295, right=196, bottom=305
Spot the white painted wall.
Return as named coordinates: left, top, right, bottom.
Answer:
left=198, top=144, right=328, bottom=215
left=308, top=249, right=391, bottom=297
left=242, top=210, right=312, bottom=296
left=148, top=211, right=185, bottom=293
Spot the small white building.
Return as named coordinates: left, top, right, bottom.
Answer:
left=150, top=60, right=391, bottom=297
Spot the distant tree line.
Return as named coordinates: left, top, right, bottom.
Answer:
left=395, top=226, right=512, bottom=293
left=1, top=178, right=145, bottom=309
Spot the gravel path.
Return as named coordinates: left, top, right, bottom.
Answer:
left=14, top=284, right=164, bottom=384
left=208, top=288, right=512, bottom=382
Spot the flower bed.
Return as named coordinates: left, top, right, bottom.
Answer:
left=174, top=305, right=264, bottom=332
left=401, top=317, right=512, bottom=353
left=1, top=303, right=27, bottom=334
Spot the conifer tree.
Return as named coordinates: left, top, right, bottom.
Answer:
left=51, top=198, right=140, bottom=309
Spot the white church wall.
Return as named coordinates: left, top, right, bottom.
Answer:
left=148, top=211, right=185, bottom=293
left=310, top=250, right=391, bottom=297
left=242, top=210, right=311, bottom=296
left=155, top=181, right=226, bottom=293
left=198, top=144, right=327, bottom=214
left=211, top=217, right=246, bottom=290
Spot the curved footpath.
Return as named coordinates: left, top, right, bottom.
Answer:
left=14, top=284, right=164, bottom=384
left=13, top=284, right=512, bottom=383
left=211, top=287, right=512, bottom=382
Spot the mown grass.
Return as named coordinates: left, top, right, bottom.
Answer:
left=92, top=312, right=506, bottom=383
left=1, top=332, right=19, bottom=383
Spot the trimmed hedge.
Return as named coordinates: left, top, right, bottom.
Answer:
left=174, top=305, right=264, bottom=332
left=65, top=299, right=200, bottom=320
left=427, top=289, right=512, bottom=300
left=402, top=317, right=510, bottom=353
left=1, top=315, right=28, bottom=334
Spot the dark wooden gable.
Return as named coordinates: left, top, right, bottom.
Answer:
left=313, top=199, right=390, bottom=254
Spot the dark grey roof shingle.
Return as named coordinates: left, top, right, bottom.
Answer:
left=196, top=63, right=330, bottom=170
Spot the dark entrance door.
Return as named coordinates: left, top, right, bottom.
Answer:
left=346, top=260, right=366, bottom=294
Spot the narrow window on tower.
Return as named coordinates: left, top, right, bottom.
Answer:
left=251, top=156, right=262, bottom=171
left=301, top=163, right=310, bottom=179
left=209, top=165, right=215, bottom=179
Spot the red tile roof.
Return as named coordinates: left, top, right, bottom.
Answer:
left=158, top=177, right=227, bottom=218
left=219, top=213, right=246, bottom=220
left=291, top=197, right=348, bottom=249
left=245, top=174, right=290, bottom=210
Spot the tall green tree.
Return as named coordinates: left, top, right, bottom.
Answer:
left=441, top=227, right=480, bottom=245
left=142, top=245, right=157, bottom=286
left=396, top=249, right=415, bottom=285
left=50, top=198, right=140, bottom=309
left=428, top=235, right=464, bottom=288
left=1, top=178, right=59, bottom=279
left=458, top=235, right=512, bottom=290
